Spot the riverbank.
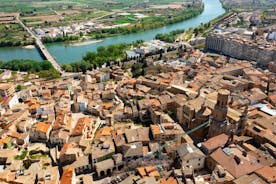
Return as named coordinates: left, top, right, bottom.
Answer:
left=69, top=40, right=103, bottom=47
left=23, top=45, right=36, bottom=49
left=0, top=59, right=60, bottom=78
left=0, top=0, right=226, bottom=63
left=176, top=11, right=233, bottom=42
left=61, top=11, right=233, bottom=72
left=0, top=4, right=203, bottom=48
left=87, top=5, right=204, bottom=40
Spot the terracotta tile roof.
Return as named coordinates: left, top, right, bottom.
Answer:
left=53, top=114, right=65, bottom=129
left=268, top=94, right=276, bottom=101
left=210, top=146, right=264, bottom=178
left=60, top=143, right=74, bottom=156
left=3, top=137, right=10, bottom=144
left=29, top=104, right=40, bottom=110
left=36, top=122, right=51, bottom=133
left=122, top=142, right=143, bottom=158
left=149, top=99, right=161, bottom=108
left=137, top=167, right=147, bottom=178
left=10, top=132, right=20, bottom=138
left=137, top=166, right=160, bottom=178
left=122, top=78, right=137, bottom=85
left=60, top=167, right=74, bottom=184
left=71, top=117, right=90, bottom=136
left=149, top=170, right=160, bottom=177
left=145, top=166, right=157, bottom=173
left=0, top=170, right=16, bottom=183
left=102, top=101, right=115, bottom=110
left=1, top=137, right=10, bottom=144
left=201, top=133, right=228, bottom=153
left=159, top=177, right=178, bottom=184
left=233, top=173, right=267, bottom=184
left=95, top=126, right=113, bottom=139
left=150, top=124, right=161, bottom=136
left=158, top=79, right=171, bottom=85
left=27, top=98, right=37, bottom=104
left=255, top=166, right=276, bottom=183
left=115, top=129, right=124, bottom=136
left=101, top=126, right=112, bottom=136
left=125, top=127, right=150, bottom=143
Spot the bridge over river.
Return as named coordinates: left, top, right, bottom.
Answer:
left=16, top=15, right=63, bottom=74
left=1, top=0, right=225, bottom=64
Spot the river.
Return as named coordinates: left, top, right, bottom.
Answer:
left=0, top=0, right=225, bottom=64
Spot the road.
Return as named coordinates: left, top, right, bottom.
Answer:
left=16, top=15, right=64, bottom=74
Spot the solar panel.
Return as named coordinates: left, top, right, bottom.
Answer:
left=222, top=147, right=232, bottom=156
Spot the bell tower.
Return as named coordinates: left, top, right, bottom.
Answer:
left=237, top=102, right=249, bottom=135
left=208, top=89, right=230, bottom=138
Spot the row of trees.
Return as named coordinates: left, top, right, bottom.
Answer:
left=155, top=29, right=185, bottom=43
left=60, top=6, right=205, bottom=72
left=88, top=5, right=204, bottom=39
left=61, top=43, right=130, bottom=72
left=41, top=35, right=79, bottom=43
left=0, top=40, right=35, bottom=47
left=0, top=59, right=60, bottom=78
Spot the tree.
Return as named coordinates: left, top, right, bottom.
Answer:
left=61, top=64, right=73, bottom=72
left=131, top=63, right=144, bottom=78
left=16, top=85, right=22, bottom=91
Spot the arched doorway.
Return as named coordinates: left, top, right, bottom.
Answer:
left=107, top=169, right=111, bottom=176
left=100, top=171, right=105, bottom=177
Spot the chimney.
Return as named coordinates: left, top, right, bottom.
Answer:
left=242, top=151, right=247, bottom=157
left=217, top=165, right=226, bottom=178
left=234, top=155, right=241, bottom=165
left=224, top=130, right=234, bottom=148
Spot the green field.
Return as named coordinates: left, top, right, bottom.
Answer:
left=114, top=14, right=136, bottom=24
left=0, top=0, right=185, bottom=12
left=0, top=0, right=203, bottom=46
left=64, top=11, right=111, bottom=21
left=0, top=23, right=34, bottom=47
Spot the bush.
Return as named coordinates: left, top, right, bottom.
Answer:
left=0, top=60, right=60, bottom=79
left=62, top=43, right=130, bottom=72
left=155, top=29, right=185, bottom=43
left=15, top=150, right=28, bottom=160
left=16, top=84, right=23, bottom=91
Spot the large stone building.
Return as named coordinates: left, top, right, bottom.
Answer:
left=176, top=143, right=206, bottom=171
left=208, top=89, right=235, bottom=138
left=206, top=32, right=276, bottom=66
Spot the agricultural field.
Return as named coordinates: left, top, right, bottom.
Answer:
left=63, top=11, right=111, bottom=21
left=0, top=0, right=203, bottom=46
left=3, top=0, right=201, bottom=28
left=22, top=15, right=60, bottom=25
left=0, top=0, right=187, bottom=13
left=0, top=23, right=34, bottom=46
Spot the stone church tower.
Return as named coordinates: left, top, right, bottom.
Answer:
left=237, top=103, right=248, bottom=135
left=208, top=89, right=231, bottom=138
